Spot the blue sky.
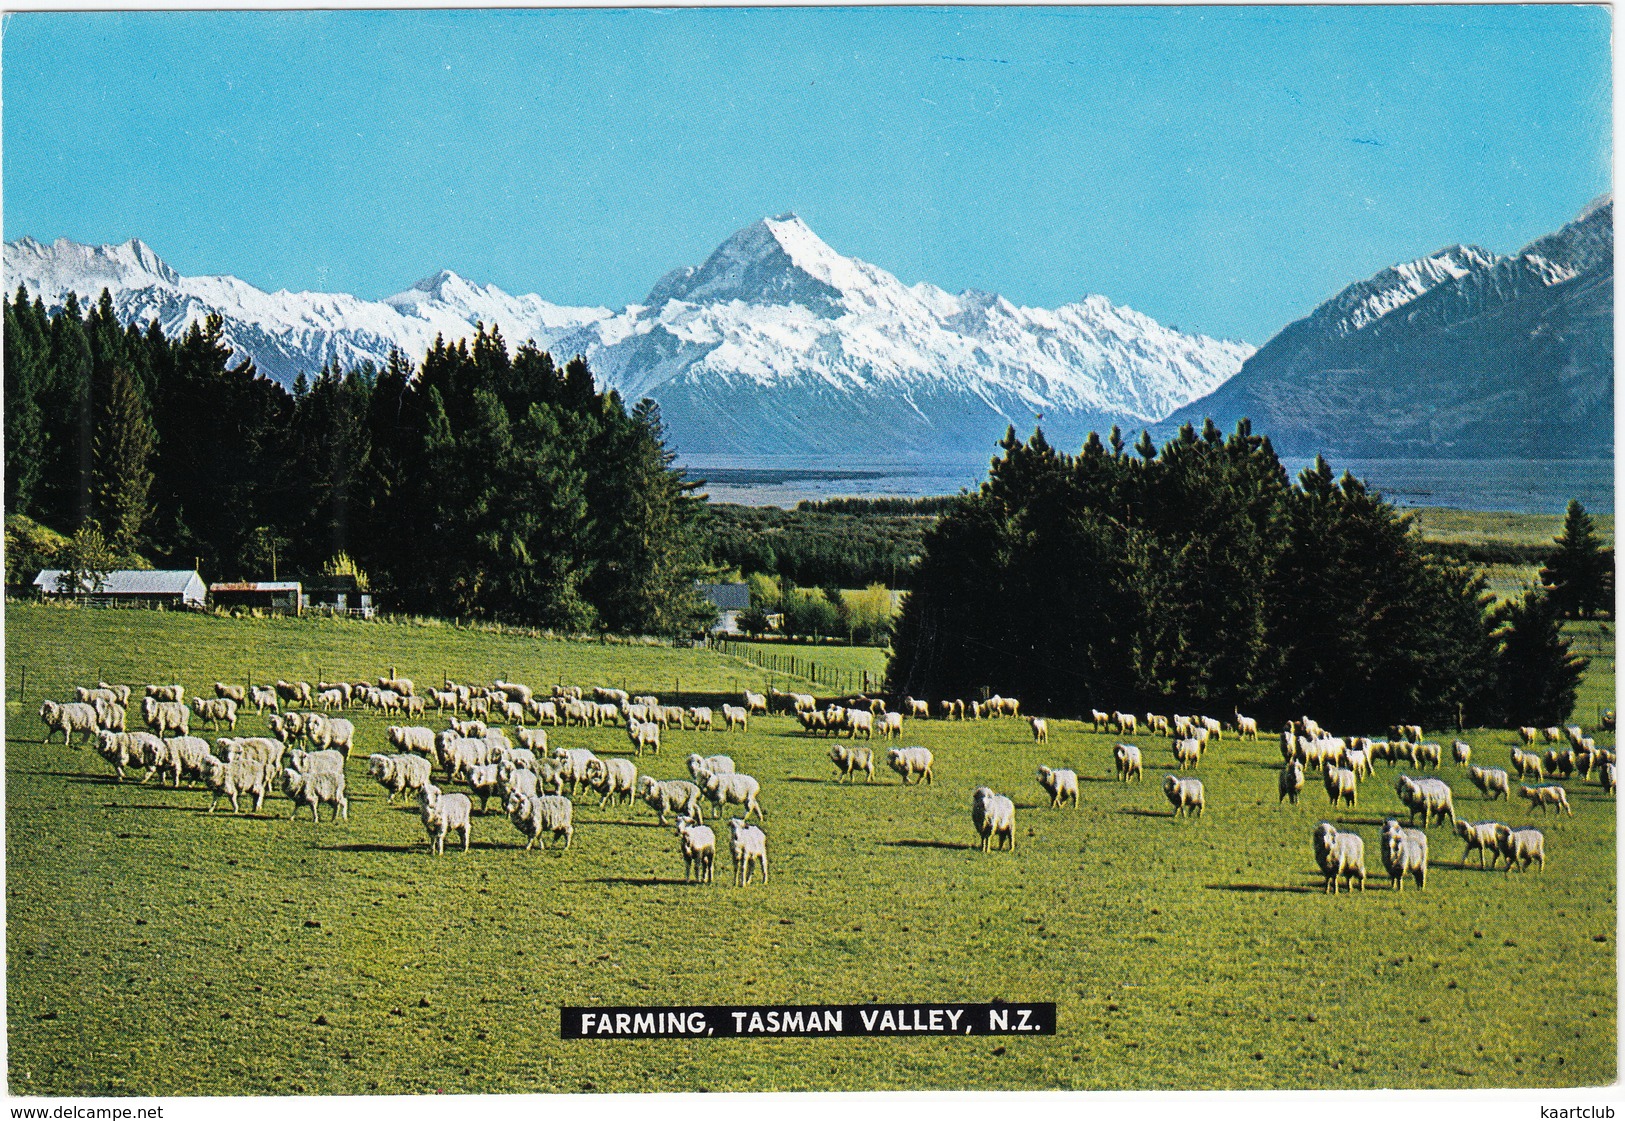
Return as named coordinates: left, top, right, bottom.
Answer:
left=3, top=6, right=1611, bottom=344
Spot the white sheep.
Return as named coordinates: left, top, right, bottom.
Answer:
left=505, top=790, right=573, bottom=851
left=1091, top=709, right=1111, bottom=733
left=626, top=718, right=662, bottom=756
left=1468, top=765, right=1511, bottom=801
left=727, top=818, right=768, bottom=885
left=40, top=700, right=102, bottom=747
left=1234, top=712, right=1259, bottom=740
left=1518, top=784, right=1573, bottom=817
left=1312, top=821, right=1366, bottom=894
left=94, top=729, right=162, bottom=781
left=970, top=787, right=1017, bottom=851
left=1379, top=818, right=1427, bottom=890
left=305, top=716, right=354, bottom=756
left=146, top=684, right=185, bottom=703
left=155, top=734, right=213, bottom=787
left=1517, top=725, right=1539, bottom=746
left=1278, top=760, right=1304, bottom=804
left=1455, top=820, right=1504, bottom=870
left=551, top=747, right=600, bottom=795
left=687, top=706, right=715, bottom=731
left=638, top=776, right=704, bottom=824
left=585, top=756, right=638, bottom=808
left=387, top=725, right=438, bottom=757
left=906, top=698, right=930, bottom=719
left=288, top=748, right=346, bottom=775
left=1343, top=746, right=1372, bottom=780
left=1113, top=711, right=1138, bottom=735
left=687, top=753, right=736, bottom=784
left=1115, top=743, right=1143, bottom=783
left=280, top=767, right=348, bottom=823
left=1035, top=765, right=1078, bottom=809
left=222, top=735, right=287, bottom=772
left=1323, top=765, right=1358, bottom=807
left=878, top=711, right=904, bottom=740
left=1029, top=717, right=1049, bottom=744
left=1394, top=775, right=1456, bottom=828
left=676, top=816, right=716, bottom=883
left=704, top=771, right=764, bottom=821
left=1494, top=824, right=1545, bottom=873
left=1163, top=775, right=1205, bottom=819
left=202, top=755, right=271, bottom=814
left=1172, top=738, right=1202, bottom=770
left=140, top=697, right=190, bottom=738
left=721, top=705, right=749, bottom=732
left=94, top=699, right=128, bottom=733
left=274, top=680, right=310, bottom=705
left=1451, top=740, right=1472, bottom=766
left=1602, top=762, right=1616, bottom=795
left=887, top=746, right=935, bottom=786
left=418, top=783, right=472, bottom=855
left=829, top=744, right=875, bottom=784
left=844, top=710, right=875, bottom=740
left=743, top=690, right=768, bottom=716
left=368, top=753, right=433, bottom=802
left=465, top=763, right=506, bottom=812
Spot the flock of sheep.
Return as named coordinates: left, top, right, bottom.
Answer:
left=37, top=675, right=1614, bottom=895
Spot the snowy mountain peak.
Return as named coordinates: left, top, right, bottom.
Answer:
left=1320, top=244, right=1501, bottom=336
left=7, top=235, right=180, bottom=296
left=386, top=268, right=488, bottom=310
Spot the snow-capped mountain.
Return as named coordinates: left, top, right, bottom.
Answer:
left=1162, top=197, right=1614, bottom=458
left=6, top=217, right=1253, bottom=460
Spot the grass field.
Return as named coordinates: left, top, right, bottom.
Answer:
left=4, top=603, right=1616, bottom=1095
left=1408, top=506, right=1615, bottom=548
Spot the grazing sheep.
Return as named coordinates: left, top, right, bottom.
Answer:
left=1312, top=822, right=1366, bottom=894
left=202, top=755, right=271, bottom=815
left=887, top=746, right=935, bottom=786
left=585, top=756, right=638, bottom=808
left=1171, top=738, right=1202, bottom=770
left=1036, top=765, right=1079, bottom=809
left=1029, top=717, right=1049, bottom=744
left=1602, top=762, right=1616, bottom=795
left=721, top=705, right=749, bottom=732
left=1323, top=765, right=1358, bottom=807
left=878, top=711, right=905, bottom=740
left=1494, top=824, right=1545, bottom=873
left=1468, top=765, right=1511, bottom=801
left=1394, top=775, right=1456, bottom=827
left=704, top=772, right=765, bottom=822
left=505, top=790, right=573, bottom=851
left=288, top=748, right=346, bottom=775
left=1163, top=775, right=1205, bottom=819
left=1517, top=726, right=1539, bottom=746
left=1455, top=820, right=1504, bottom=870
left=626, top=718, right=662, bottom=756
left=464, top=763, right=506, bottom=812
left=1378, top=818, right=1428, bottom=891
left=1518, top=784, right=1573, bottom=817
left=140, top=697, right=190, bottom=739
left=742, top=690, right=768, bottom=716
left=368, top=753, right=434, bottom=803
left=94, top=729, right=163, bottom=781
left=1113, top=711, right=1138, bottom=736
left=280, top=767, right=348, bottom=823
left=418, top=784, right=472, bottom=855
left=829, top=744, right=875, bottom=784
left=1450, top=740, right=1472, bottom=767
left=905, top=698, right=930, bottom=719
left=687, top=706, right=715, bottom=731
left=686, top=754, right=735, bottom=784
left=40, top=700, right=101, bottom=746
left=388, top=725, right=438, bottom=757
left=1278, top=760, right=1304, bottom=804
left=676, top=816, right=716, bottom=883
left=1115, top=743, right=1143, bottom=783
left=969, top=787, right=1017, bottom=852
left=1234, top=712, right=1259, bottom=740
left=1091, top=709, right=1112, bottom=733
left=727, top=818, right=769, bottom=885
left=639, top=776, right=705, bottom=824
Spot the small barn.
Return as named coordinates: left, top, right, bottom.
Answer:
left=209, top=581, right=303, bottom=616
left=33, top=569, right=208, bottom=610
left=303, top=574, right=376, bottom=618
left=695, top=582, right=751, bottom=634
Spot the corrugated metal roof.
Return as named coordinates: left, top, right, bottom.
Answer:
left=209, top=582, right=302, bottom=593
left=34, top=569, right=206, bottom=598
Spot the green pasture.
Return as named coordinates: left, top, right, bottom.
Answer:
left=1408, top=506, right=1615, bottom=548
left=4, top=603, right=1616, bottom=1094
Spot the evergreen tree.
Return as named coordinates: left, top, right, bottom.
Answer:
left=1489, top=587, right=1588, bottom=726
left=92, top=362, right=157, bottom=556
left=1540, top=500, right=1613, bottom=619
left=4, top=288, right=49, bottom=515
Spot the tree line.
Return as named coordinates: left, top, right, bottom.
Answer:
left=702, top=502, right=936, bottom=590
left=4, top=288, right=713, bottom=634
left=887, top=422, right=1589, bottom=728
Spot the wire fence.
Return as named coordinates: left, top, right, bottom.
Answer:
left=707, top=638, right=880, bottom=697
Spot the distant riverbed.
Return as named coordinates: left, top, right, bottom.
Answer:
left=682, top=454, right=1614, bottom=515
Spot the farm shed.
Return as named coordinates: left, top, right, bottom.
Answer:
left=696, top=582, right=751, bottom=634
left=303, top=574, right=376, bottom=618
left=209, top=581, right=303, bottom=615
left=33, top=568, right=207, bottom=609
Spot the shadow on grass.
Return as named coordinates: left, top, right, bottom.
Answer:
left=1333, top=815, right=1401, bottom=828
left=1080, top=775, right=1128, bottom=785
left=105, top=802, right=197, bottom=813
left=879, top=838, right=974, bottom=851
left=572, top=876, right=694, bottom=887
left=1119, top=808, right=1175, bottom=819
left=1205, top=882, right=1320, bottom=894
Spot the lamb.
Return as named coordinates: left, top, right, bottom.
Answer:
left=1455, top=819, right=1504, bottom=870
left=141, top=697, right=190, bottom=738
left=551, top=747, right=600, bottom=795
left=1494, top=824, right=1545, bottom=873
left=202, top=755, right=272, bottom=815
left=388, top=725, right=439, bottom=757
left=368, top=753, right=434, bottom=802
left=1344, top=746, right=1372, bottom=780
left=585, top=756, right=638, bottom=808
left=1414, top=742, right=1442, bottom=769
left=1378, top=818, right=1428, bottom=890
left=288, top=748, right=346, bottom=775
left=1029, top=717, right=1049, bottom=744
left=742, top=690, right=768, bottom=716
left=464, top=763, right=506, bottom=812
left=418, top=784, right=472, bottom=855
left=1036, top=765, right=1079, bottom=809
left=970, top=787, right=1017, bottom=852
left=727, top=818, right=769, bottom=885
left=906, top=698, right=931, bottom=719
left=704, top=772, right=765, bottom=822
left=280, top=767, right=348, bottom=823
left=1171, top=738, right=1202, bottom=770
left=1323, top=765, right=1358, bottom=807
left=878, top=711, right=905, bottom=740
left=1517, top=726, right=1539, bottom=746
left=1312, top=821, right=1366, bottom=894
left=1113, top=743, right=1143, bottom=783
left=1394, top=775, right=1456, bottom=827
left=1468, top=765, right=1511, bottom=801
left=887, top=746, right=935, bottom=786
left=1278, top=760, right=1304, bottom=804
left=1234, top=712, right=1259, bottom=740
left=676, top=816, right=716, bottom=882
left=638, top=776, right=705, bottom=824
left=829, top=744, right=875, bottom=784
left=844, top=710, right=875, bottom=740
left=721, top=705, right=749, bottom=732
left=1091, top=709, right=1112, bottom=733
left=505, top=790, right=574, bottom=851
left=687, top=707, right=715, bottom=731
left=247, top=685, right=279, bottom=714
left=626, top=718, right=662, bottom=756
left=686, top=753, right=736, bottom=784
left=1113, top=711, right=1138, bottom=735
left=1163, top=775, right=1205, bottom=818
left=39, top=699, right=101, bottom=746
left=1518, top=784, right=1572, bottom=816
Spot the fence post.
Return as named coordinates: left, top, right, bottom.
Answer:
left=19, top=664, right=25, bottom=699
